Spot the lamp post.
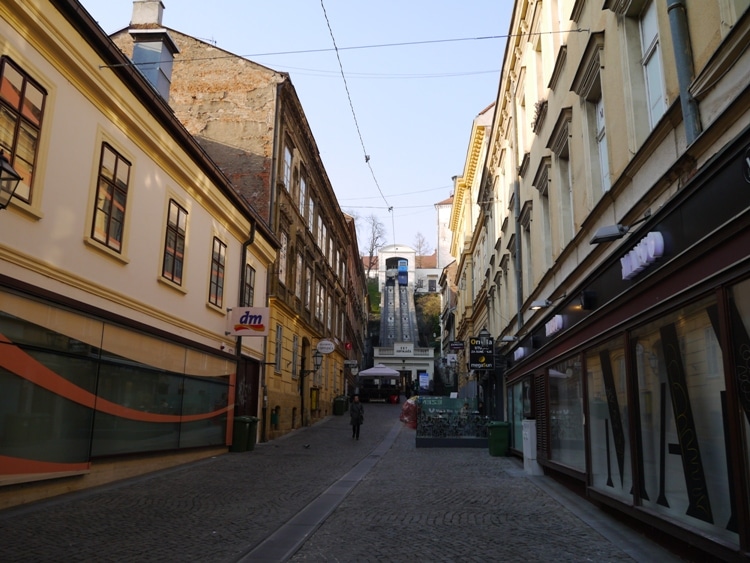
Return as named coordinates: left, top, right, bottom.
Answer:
left=300, top=350, right=323, bottom=427
left=478, top=328, right=491, bottom=349
left=477, top=327, right=492, bottom=414
left=0, top=151, right=22, bottom=210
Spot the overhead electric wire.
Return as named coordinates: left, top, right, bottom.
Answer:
left=319, top=0, right=396, bottom=244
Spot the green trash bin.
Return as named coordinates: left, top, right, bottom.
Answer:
left=246, top=417, right=259, bottom=451
left=333, top=396, right=348, bottom=416
left=487, top=421, right=510, bottom=457
left=231, top=416, right=252, bottom=452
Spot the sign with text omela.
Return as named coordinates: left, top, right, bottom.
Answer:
left=227, top=307, right=270, bottom=337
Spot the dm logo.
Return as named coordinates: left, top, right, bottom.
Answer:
left=228, top=307, right=270, bottom=336
left=234, top=310, right=265, bottom=332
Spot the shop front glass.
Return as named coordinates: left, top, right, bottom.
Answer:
left=549, top=356, right=585, bottom=470
left=728, top=278, right=750, bottom=540
left=586, top=337, right=632, bottom=502
left=0, top=291, right=231, bottom=483
left=632, top=296, right=735, bottom=545
left=509, top=381, right=524, bottom=450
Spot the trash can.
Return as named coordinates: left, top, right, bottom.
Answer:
left=246, top=416, right=259, bottom=451
left=231, top=416, right=252, bottom=452
left=333, top=396, right=348, bottom=416
left=487, top=421, right=510, bottom=457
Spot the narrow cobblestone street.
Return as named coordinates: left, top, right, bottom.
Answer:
left=0, top=403, right=684, bottom=562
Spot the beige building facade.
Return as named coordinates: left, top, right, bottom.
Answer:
left=449, top=0, right=750, bottom=557
left=111, top=1, right=368, bottom=437
left=0, top=0, right=276, bottom=508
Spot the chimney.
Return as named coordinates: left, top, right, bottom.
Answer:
left=128, top=1, right=179, bottom=100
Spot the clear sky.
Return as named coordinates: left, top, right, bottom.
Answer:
left=79, top=0, right=512, bottom=255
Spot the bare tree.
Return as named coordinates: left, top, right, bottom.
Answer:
left=413, top=232, right=432, bottom=268
left=360, top=214, right=386, bottom=279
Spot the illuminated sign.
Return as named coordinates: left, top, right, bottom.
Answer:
left=545, top=315, right=564, bottom=337
left=621, top=231, right=664, bottom=280
left=469, top=336, right=494, bottom=369
left=227, top=307, right=270, bottom=336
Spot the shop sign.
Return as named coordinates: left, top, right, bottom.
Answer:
left=621, top=231, right=664, bottom=280
left=227, top=306, right=270, bottom=336
left=317, top=339, right=336, bottom=354
left=513, top=347, right=528, bottom=361
left=449, top=340, right=465, bottom=350
left=394, top=342, right=414, bottom=356
left=545, top=315, right=564, bottom=337
left=469, top=336, right=494, bottom=369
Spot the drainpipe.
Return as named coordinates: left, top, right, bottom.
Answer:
left=236, top=221, right=267, bottom=442
left=667, top=0, right=701, bottom=145
left=510, top=81, right=524, bottom=333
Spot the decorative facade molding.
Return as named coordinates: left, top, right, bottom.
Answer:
left=571, top=33, right=605, bottom=100
left=547, top=108, right=573, bottom=156
left=532, top=156, right=552, bottom=195
left=548, top=46, right=567, bottom=91
left=532, top=99, right=548, bottom=134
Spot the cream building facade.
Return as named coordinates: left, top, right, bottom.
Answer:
left=0, top=0, right=276, bottom=508
left=448, top=104, right=494, bottom=404
left=451, top=0, right=750, bottom=558
left=111, top=1, right=368, bottom=437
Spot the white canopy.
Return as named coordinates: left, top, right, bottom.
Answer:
left=358, top=363, right=400, bottom=377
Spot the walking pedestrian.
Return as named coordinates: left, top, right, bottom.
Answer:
left=350, top=394, right=364, bottom=440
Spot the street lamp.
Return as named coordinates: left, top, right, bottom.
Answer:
left=0, top=151, right=22, bottom=210
left=299, top=350, right=323, bottom=427
left=312, top=350, right=323, bottom=373
left=589, top=209, right=652, bottom=244
left=530, top=293, right=567, bottom=310
left=478, top=327, right=491, bottom=349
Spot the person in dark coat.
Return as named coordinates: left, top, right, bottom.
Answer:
left=349, top=394, right=364, bottom=440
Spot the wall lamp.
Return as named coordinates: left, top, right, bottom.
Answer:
left=589, top=209, right=652, bottom=244
left=530, top=293, right=566, bottom=310
left=0, top=151, right=22, bottom=210
left=302, top=350, right=323, bottom=376
left=478, top=327, right=492, bottom=348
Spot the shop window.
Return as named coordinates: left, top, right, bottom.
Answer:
left=727, top=279, right=750, bottom=540
left=631, top=296, right=735, bottom=545
left=548, top=356, right=585, bottom=470
left=509, top=381, right=526, bottom=450
left=587, top=337, right=632, bottom=503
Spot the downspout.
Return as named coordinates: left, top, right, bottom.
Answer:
left=667, top=0, right=701, bottom=145
left=236, top=221, right=265, bottom=441
left=510, top=80, right=524, bottom=333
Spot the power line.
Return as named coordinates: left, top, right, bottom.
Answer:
left=319, top=0, right=394, bottom=243
left=101, top=29, right=586, bottom=68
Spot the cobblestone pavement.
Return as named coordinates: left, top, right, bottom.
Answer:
left=0, top=402, right=684, bottom=562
